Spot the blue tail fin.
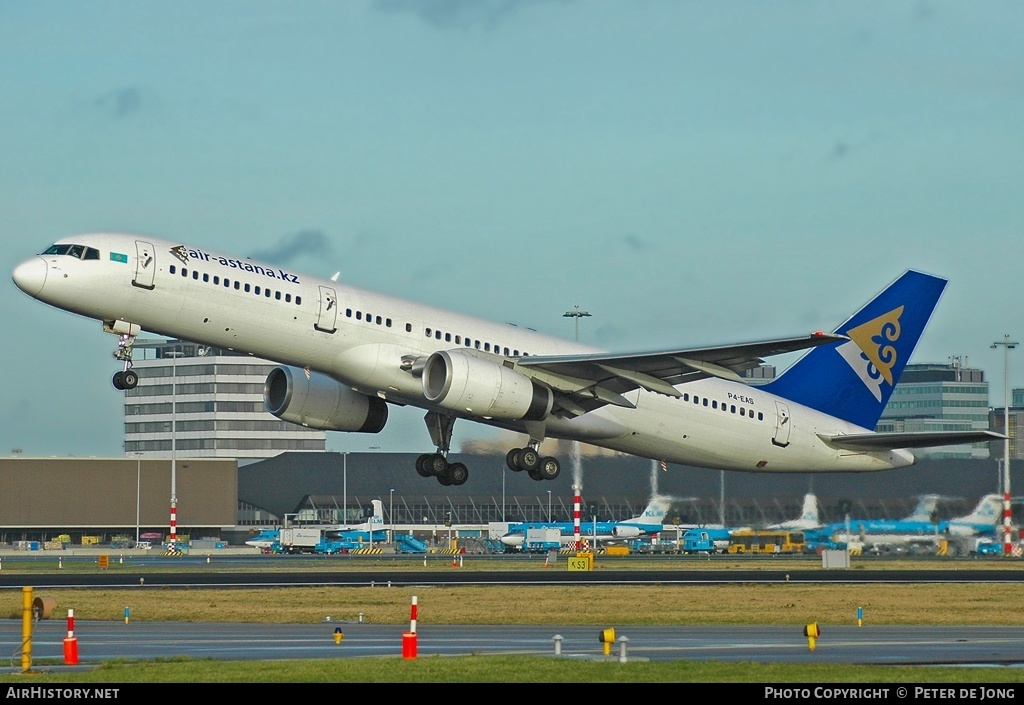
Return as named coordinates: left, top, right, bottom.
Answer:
left=760, top=270, right=947, bottom=429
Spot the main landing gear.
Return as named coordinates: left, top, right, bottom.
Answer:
left=105, top=320, right=142, bottom=391
left=505, top=446, right=561, bottom=481
left=415, top=453, right=469, bottom=486
left=415, top=411, right=561, bottom=485
left=416, top=411, right=468, bottom=486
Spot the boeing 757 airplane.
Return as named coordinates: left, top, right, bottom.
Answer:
left=12, top=233, right=1004, bottom=485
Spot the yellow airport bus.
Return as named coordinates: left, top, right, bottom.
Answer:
left=727, top=530, right=806, bottom=554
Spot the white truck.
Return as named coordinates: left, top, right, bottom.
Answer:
left=278, top=527, right=322, bottom=554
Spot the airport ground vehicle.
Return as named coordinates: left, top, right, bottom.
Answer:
left=727, top=529, right=805, bottom=554
left=973, top=539, right=1002, bottom=556
left=278, top=527, right=322, bottom=554
left=395, top=534, right=428, bottom=553
left=521, top=527, right=562, bottom=552
left=681, top=528, right=732, bottom=554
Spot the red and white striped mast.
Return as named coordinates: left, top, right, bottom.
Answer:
left=993, top=336, right=1017, bottom=556
left=573, top=484, right=581, bottom=549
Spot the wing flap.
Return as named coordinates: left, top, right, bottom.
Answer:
left=819, top=430, right=1006, bottom=451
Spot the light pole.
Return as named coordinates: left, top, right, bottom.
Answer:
left=342, top=452, right=348, bottom=528
left=563, top=306, right=591, bottom=344
left=134, top=452, right=144, bottom=546
left=389, top=488, right=394, bottom=543
left=992, top=335, right=1018, bottom=556
left=547, top=490, right=552, bottom=522
left=168, top=342, right=178, bottom=551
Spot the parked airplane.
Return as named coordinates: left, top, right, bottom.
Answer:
left=326, top=498, right=387, bottom=543
left=12, top=235, right=1004, bottom=485
left=809, top=494, right=938, bottom=539
left=244, top=529, right=279, bottom=549
left=940, top=494, right=1004, bottom=537
left=499, top=495, right=672, bottom=550
left=243, top=499, right=387, bottom=548
left=808, top=494, right=974, bottom=550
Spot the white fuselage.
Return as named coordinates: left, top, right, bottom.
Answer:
left=13, top=233, right=915, bottom=473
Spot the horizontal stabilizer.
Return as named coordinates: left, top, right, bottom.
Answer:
left=819, top=430, right=1006, bottom=451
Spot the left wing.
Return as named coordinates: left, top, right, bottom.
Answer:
left=819, top=430, right=1007, bottom=451
left=515, top=332, right=845, bottom=417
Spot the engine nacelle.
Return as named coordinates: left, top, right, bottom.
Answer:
left=422, top=350, right=552, bottom=421
left=611, top=525, right=643, bottom=539
left=264, top=366, right=388, bottom=433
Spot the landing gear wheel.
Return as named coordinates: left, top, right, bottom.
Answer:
left=506, top=448, right=522, bottom=472
left=436, top=464, right=454, bottom=486
left=112, top=371, right=125, bottom=390
left=538, top=457, right=560, bottom=481
left=428, top=453, right=448, bottom=476
left=121, top=369, right=139, bottom=390
left=527, top=467, right=543, bottom=481
left=415, top=454, right=433, bottom=478
left=516, top=447, right=540, bottom=471
left=448, top=462, right=469, bottom=485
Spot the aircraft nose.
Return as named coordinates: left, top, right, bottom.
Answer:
left=12, top=257, right=47, bottom=297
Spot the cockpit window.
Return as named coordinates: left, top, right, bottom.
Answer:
left=40, top=244, right=101, bottom=260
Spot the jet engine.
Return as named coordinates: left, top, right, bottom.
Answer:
left=611, top=526, right=643, bottom=539
left=264, top=365, right=388, bottom=433
left=422, top=350, right=552, bottom=421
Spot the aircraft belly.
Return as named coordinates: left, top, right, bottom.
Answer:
left=332, top=343, right=422, bottom=399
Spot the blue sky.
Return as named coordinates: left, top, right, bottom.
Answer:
left=2, top=1, right=1023, bottom=458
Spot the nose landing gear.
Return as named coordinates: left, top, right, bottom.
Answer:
left=104, top=320, right=142, bottom=391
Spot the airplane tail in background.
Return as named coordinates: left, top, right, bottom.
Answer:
left=369, top=499, right=384, bottom=530
left=768, top=493, right=820, bottom=530
left=760, top=270, right=947, bottom=430
left=632, top=496, right=671, bottom=524
left=904, top=494, right=940, bottom=522
left=952, top=494, right=1003, bottom=526
left=798, top=493, right=819, bottom=526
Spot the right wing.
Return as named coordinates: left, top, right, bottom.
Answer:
left=514, top=332, right=845, bottom=417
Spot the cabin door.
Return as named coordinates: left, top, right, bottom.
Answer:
left=315, top=285, right=338, bottom=333
left=772, top=401, right=792, bottom=448
left=132, top=240, right=156, bottom=290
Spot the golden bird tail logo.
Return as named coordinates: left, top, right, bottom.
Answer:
left=835, top=306, right=903, bottom=402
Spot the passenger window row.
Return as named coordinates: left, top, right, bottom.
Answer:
left=423, top=327, right=526, bottom=357
left=344, top=308, right=392, bottom=328
left=169, top=264, right=302, bottom=306
left=681, top=392, right=763, bottom=421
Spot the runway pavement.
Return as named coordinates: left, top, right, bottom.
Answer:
left=3, top=620, right=1024, bottom=674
